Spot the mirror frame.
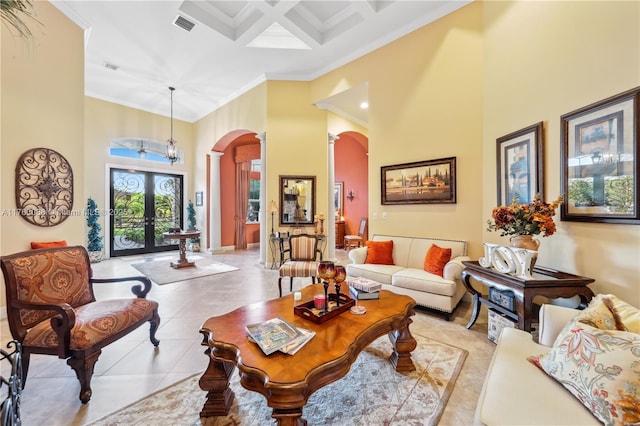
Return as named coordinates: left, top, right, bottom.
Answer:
left=279, top=175, right=316, bottom=226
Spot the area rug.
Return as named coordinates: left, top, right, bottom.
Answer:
left=88, top=333, right=467, bottom=425
left=130, top=255, right=238, bottom=285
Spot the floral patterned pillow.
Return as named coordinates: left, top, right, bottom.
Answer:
left=529, top=298, right=640, bottom=425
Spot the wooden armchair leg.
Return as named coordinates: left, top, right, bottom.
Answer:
left=20, top=351, right=30, bottom=389
left=278, top=277, right=283, bottom=297
left=149, top=309, right=161, bottom=347
left=68, top=350, right=101, bottom=403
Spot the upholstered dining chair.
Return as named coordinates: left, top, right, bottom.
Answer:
left=0, top=245, right=160, bottom=403
left=344, top=217, right=367, bottom=251
left=278, top=234, right=323, bottom=297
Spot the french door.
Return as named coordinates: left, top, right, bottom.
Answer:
left=110, top=168, right=184, bottom=257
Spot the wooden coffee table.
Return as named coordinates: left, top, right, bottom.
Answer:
left=198, top=284, right=417, bottom=425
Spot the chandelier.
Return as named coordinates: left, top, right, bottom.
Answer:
left=166, top=86, right=178, bottom=165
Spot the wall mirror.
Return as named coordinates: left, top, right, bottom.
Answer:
left=279, top=175, right=316, bottom=226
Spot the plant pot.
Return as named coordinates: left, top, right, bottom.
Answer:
left=188, top=241, right=200, bottom=252
left=88, top=251, right=103, bottom=263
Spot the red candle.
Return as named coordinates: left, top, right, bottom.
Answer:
left=313, top=294, right=326, bottom=310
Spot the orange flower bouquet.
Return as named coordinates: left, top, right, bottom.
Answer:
left=487, top=194, right=563, bottom=237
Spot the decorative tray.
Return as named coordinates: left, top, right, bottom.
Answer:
left=294, top=293, right=355, bottom=324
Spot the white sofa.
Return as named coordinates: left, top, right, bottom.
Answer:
left=346, top=234, right=470, bottom=319
left=475, top=304, right=598, bottom=425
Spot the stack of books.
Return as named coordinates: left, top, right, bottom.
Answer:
left=245, top=317, right=315, bottom=355
left=348, top=277, right=382, bottom=300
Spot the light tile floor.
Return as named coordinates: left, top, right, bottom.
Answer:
left=1, top=248, right=494, bottom=425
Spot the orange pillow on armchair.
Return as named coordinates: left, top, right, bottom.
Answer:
left=423, top=244, right=452, bottom=276
left=364, top=240, right=394, bottom=265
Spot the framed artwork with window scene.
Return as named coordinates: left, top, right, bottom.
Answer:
left=561, top=86, right=640, bottom=224
left=496, top=122, right=544, bottom=207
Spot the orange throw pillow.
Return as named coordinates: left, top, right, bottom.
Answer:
left=31, top=240, right=68, bottom=249
left=364, top=240, right=394, bottom=265
left=423, top=244, right=452, bottom=277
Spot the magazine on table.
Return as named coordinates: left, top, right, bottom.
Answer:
left=348, top=277, right=382, bottom=293
left=245, top=317, right=313, bottom=355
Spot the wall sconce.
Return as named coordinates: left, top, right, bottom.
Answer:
left=346, top=190, right=355, bottom=202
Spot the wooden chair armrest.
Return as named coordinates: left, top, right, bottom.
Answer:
left=91, top=276, right=153, bottom=298
left=10, top=300, right=75, bottom=358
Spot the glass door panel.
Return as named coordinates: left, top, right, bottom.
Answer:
left=110, top=168, right=183, bottom=256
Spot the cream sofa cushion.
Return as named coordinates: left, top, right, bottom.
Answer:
left=391, top=269, right=456, bottom=297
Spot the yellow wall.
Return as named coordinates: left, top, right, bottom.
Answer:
left=193, top=82, right=267, bottom=246
left=312, top=2, right=484, bottom=255
left=84, top=96, right=194, bottom=248
left=266, top=81, right=329, bottom=235
left=482, top=1, right=640, bottom=303
left=1, top=2, right=85, bottom=306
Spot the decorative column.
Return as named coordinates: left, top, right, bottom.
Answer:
left=257, top=132, right=267, bottom=266
left=208, top=151, right=223, bottom=253
left=327, top=133, right=339, bottom=262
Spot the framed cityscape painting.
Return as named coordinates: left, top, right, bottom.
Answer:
left=381, top=157, right=456, bottom=205
left=561, top=86, right=639, bottom=224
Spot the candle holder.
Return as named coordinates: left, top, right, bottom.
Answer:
left=334, top=264, right=346, bottom=307
left=316, top=260, right=336, bottom=313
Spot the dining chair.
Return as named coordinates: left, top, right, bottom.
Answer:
left=344, top=217, right=367, bottom=251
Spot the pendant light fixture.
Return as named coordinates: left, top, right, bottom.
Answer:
left=166, top=86, right=178, bottom=165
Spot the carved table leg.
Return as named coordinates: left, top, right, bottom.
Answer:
left=463, top=272, right=481, bottom=329
left=272, top=407, right=307, bottom=426
left=388, top=322, right=417, bottom=372
left=199, top=346, right=235, bottom=417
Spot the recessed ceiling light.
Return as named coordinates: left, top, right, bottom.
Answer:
left=360, top=102, right=369, bottom=109
left=247, top=22, right=311, bottom=50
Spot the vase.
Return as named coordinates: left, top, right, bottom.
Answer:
left=509, top=235, right=540, bottom=251
left=88, top=251, right=103, bottom=263
left=509, top=235, right=539, bottom=270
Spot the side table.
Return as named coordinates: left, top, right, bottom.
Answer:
left=462, top=260, right=595, bottom=332
left=162, top=231, right=200, bottom=269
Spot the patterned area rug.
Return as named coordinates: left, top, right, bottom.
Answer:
left=88, top=333, right=467, bottom=425
left=130, top=255, right=238, bottom=285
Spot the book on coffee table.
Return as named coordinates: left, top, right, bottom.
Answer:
left=245, top=317, right=312, bottom=355
left=349, top=277, right=382, bottom=293
left=349, top=286, right=380, bottom=300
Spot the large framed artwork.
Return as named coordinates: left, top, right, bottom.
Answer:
left=561, top=86, right=639, bottom=224
left=496, top=122, right=544, bottom=206
left=381, top=157, right=456, bottom=205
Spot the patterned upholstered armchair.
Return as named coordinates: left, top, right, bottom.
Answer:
left=278, top=234, right=323, bottom=297
left=0, top=245, right=160, bottom=403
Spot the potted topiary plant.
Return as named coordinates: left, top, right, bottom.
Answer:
left=86, top=198, right=104, bottom=262
left=186, top=199, right=200, bottom=252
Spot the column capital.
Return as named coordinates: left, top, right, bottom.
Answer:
left=256, top=132, right=266, bottom=143
left=328, top=133, right=339, bottom=144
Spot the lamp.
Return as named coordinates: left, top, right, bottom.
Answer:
left=269, top=200, right=278, bottom=236
left=166, top=86, right=178, bottom=165
left=346, top=190, right=355, bottom=202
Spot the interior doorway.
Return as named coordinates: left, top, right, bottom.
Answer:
left=109, top=168, right=183, bottom=257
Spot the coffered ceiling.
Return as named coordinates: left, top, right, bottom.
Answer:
left=52, top=1, right=470, bottom=124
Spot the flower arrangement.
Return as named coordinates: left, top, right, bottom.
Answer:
left=487, top=194, right=563, bottom=237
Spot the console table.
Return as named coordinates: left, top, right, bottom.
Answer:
left=462, top=260, right=595, bottom=332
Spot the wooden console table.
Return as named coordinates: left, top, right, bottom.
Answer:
left=462, top=260, right=595, bottom=332
left=162, top=231, right=200, bottom=269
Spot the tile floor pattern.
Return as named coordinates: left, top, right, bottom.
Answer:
left=1, top=248, right=494, bottom=426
